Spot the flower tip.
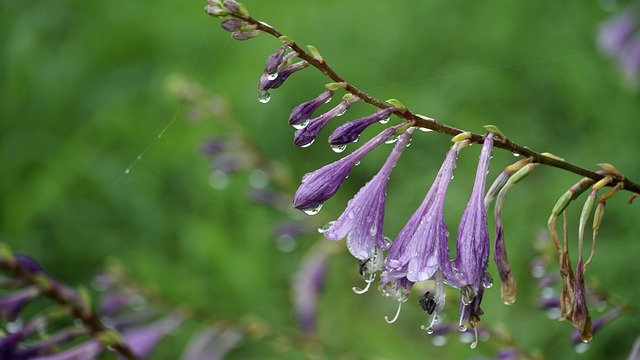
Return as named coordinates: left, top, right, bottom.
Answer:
left=278, top=35, right=294, bottom=45
left=451, top=132, right=472, bottom=143
left=385, top=98, right=406, bottom=109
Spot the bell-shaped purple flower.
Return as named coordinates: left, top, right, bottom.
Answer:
left=453, top=134, right=494, bottom=293
left=289, top=90, right=333, bottom=128
left=259, top=61, right=308, bottom=92
left=384, top=142, right=462, bottom=283
left=293, top=96, right=359, bottom=147
left=322, top=128, right=413, bottom=260
left=292, top=125, right=400, bottom=213
left=122, top=313, right=184, bottom=358
left=598, top=10, right=636, bottom=56
left=328, top=107, right=396, bottom=146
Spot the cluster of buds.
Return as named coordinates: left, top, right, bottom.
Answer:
left=0, top=244, right=241, bottom=359
left=205, top=0, right=260, bottom=40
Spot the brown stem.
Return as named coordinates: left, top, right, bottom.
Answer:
left=232, top=13, right=640, bottom=195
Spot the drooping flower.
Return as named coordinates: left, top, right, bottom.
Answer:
left=384, top=141, right=463, bottom=283
left=264, top=45, right=288, bottom=78
left=122, top=312, right=184, bottom=358
left=328, top=107, right=397, bottom=146
left=258, top=60, right=308, bottom=102
left=292, top=244, right=330, bottom=336
left=289, top=90, right=333, bottom=128
left=0, top=287, right=40, bottom=321
left=322, top=127, right=413, bottom=260
left=453, top=134, right=494, bottom=297
left=292, top=124, right=401, bottom=213
left=180, top=325, right=242, bottom=360
left=293, top=95, right=359, bottom=147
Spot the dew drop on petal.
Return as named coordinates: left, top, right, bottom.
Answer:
left=331, top=144, right=347, bottom=153
left=302, top=203, right=323, bottom=215
left=300, top=139, right=315, bottom=148
left=318, top=221, right=336, bottom=234
left=258, top=90, right=271, bottom=103
left=336, top=108, right=347, bottom=117
left=418, top=127, right=433, bottom=132
left=512, top=152, right=520, bottom=157
left=378, top=116, right=390, bottom=125
left=354, top=160, right=361, bottom=166
left=292, top=119, right=310, bottom=130
left=266, top=72, right=278, bottom=81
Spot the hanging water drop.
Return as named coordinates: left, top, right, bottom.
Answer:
left=318, top=221, right=336, bottom=234
left=292, top=119, right=309, bottom=130
left=482, top=272, right=494, bottom=288
left=378, top=116, right=390, bottom=124
left=354, top=160, right=361, bottom=166
left=512, top=152, right=520, bottom=157
left=330, top=144, right=347, bottom=153
left=300, top=139, right=315, bottom=148
left=266, top=72, right=278, bottom=81
left=336, top=107, right=348, bottom=117
left=258, top=90, right=271, bottom=103
left=385, top=135, right=398, bottom=144
left=418, top=127, right=433, bottom=132
left=302, top=203, right=323, bottom=215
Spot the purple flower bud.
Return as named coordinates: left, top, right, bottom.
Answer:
left=222, top=0, right=241, bottom=14
left=293, top=96, right=358, bottom=147
left=15, top=254, right=44, bottom=274
left=259, top=61, right=308, bottom=92
left=264, top=45, right=288, bottom=77
left=220, top=19, right=243, bottom=32
left=180, top=325, right=242, bottom=360
left=292, top=125, right=399, bottom=213
left=322, top=128, right=413, bottom=260
left=231, top=29, right=262, bottom=41
left=204, top=2, right=227, bottom=17
left=122, top=313, right=184, bottom=358
left=292, top=245, right=330, bottom=336
left=453, top=135, right=493, bottom=294
left=328, top=107, right=396, bottom=146
left=0, top=287, right=39, bottom=321
left=289, top=90, right=333, bottom=127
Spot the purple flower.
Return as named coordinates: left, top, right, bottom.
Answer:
left=292, top=125, right=400, bottom=213
left=289, top=90, right=333, bottom=128
left=293, top=96, right=359, bottom=147
left=122, top=312, right=184, bottom=358
left=598, top=10, right=637, bottom=56
left=328, top=107, right=396, bottom=146
left=322, top=128, right=413, bottom=260
left=220, top=18, right=243, bottom=32
left=0, top=287, right=39, bottom=321
left=453, top=134, right=494, bottom=295
left=292, top=245, right=330, bottom=336
left=180, top=325, right=242, bottom=360
left=30, top=340, right=102, bottom=360
left=384, top=142, right=462, bottom=283
left=259, top=61, right=308, bottom=92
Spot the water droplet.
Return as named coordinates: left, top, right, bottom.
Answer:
left=258, top=90, right=271, bottom=103
left=378, top=117, right=390, bottom=124
left=6, top=319, right=23, bottom=333
left=432, top=335, right=448, bottom=346
left=369, top=224, right=377, bottom=236
left=300, top=139, right=315, bottom=148
left=336, top=107, right=347, bottom=117
left=383, top=236, right=392, bottom=249
left=292, top=119, right=309, bottom=130
left=384, top=135, right=398, bottom=144
left=354, top=160, right=361, bottom=166
left=512, top=152, right=520, bottom=157
left=425, top=326, right=434, bottom=334
left=331, top=144, right=347, bottom=153
left=276, top=234, right=297, bottom=252
left=302, top=204, right=323, bottom=215
left=209, top=170, right=230, bottom=189
left=266, top=72, right=278, bottom=81
left=318, top=221, right=336, bottom=234
left=249, top=169, right=269, bottom=188
left=324, top=96, right=333, bottom=104
left=574, top=342, right=590, bottom=353
left=418, top=127, right=433, bottom=132
left=482, top=272, right=493, bottom=289
left=458, top=324, right=468, bottom=332
left=347, top=211, right=355, bottom=219
left=124, top=168, right=131, bottom=175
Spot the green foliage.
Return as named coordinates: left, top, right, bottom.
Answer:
left=1, top=0, right=638, bottom=359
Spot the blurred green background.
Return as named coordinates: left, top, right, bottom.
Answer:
left=1, top=0, right=639, bottom=359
